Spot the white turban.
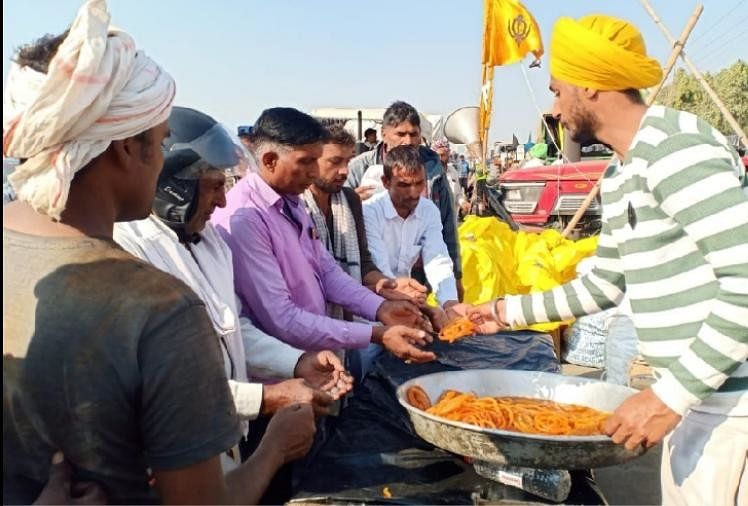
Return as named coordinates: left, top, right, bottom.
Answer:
left=2, top=0, right=176, bottom=220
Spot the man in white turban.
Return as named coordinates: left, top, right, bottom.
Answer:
left=3, top=1, right=315, bottom=504
left=470, top=14, right=748, bottom=506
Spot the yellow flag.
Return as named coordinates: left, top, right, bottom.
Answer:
left=480, top=0, right=543, bottom=152
left=482, top=0, right=544, bottom=67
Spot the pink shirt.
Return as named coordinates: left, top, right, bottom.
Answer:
left=211, top=173, right=383, bottom=351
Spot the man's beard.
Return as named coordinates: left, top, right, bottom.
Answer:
left=313, top=178, right=342, bottom=194
left=569, top=107, right=599, bottom=145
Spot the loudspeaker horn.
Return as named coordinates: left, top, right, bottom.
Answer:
left=443, top=106, right=480, bottom=145
left=443, top=106, right=482, bottom=158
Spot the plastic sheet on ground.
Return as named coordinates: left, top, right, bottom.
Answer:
left=457, top=216, right=598, bottom=332
left=290, top=331, right=607, bottom=505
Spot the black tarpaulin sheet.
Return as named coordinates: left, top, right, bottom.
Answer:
left=290, top=331, right=607, bottom=505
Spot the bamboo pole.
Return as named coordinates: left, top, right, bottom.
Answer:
left=560, top=4, right=704, bottom=238
left=646, top=4, right=703, bottom=101
left=474, top=62, right=494, bottom=213
left=642, top=0, right=748, bottom=148
left=481, top=64, right=494, bottom=169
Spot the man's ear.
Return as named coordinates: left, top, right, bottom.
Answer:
left=261, top=151, right=279, bottom=172
left=381, top=175, right=391, bottom=190
left=116, top=131, right=154, bottom=171
left=380, top=127, right=389, bottom=145
left=582, top=87, right=599, bottom=101
left=108, top=139, right=131, bottom=172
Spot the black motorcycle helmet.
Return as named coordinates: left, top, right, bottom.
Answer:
left=153, top=107, right=239, bottom=238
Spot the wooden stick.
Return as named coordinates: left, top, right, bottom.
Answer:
left=559, top=176, right=603, bottom=238
left=560, top=4, right=703, bottom=238
left=641, top=0, right=747, bottom=147
left=481, top=64, right=494, bottom=167
left=646, top=4, right=703, bottom=101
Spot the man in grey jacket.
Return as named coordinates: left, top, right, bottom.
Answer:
left=345, top=101, right=462, bottom=294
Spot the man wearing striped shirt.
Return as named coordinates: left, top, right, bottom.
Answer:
left=471, top=14, right=747, bottom=505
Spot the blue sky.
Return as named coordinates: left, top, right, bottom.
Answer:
left=3, top=0, right=747, bottom=143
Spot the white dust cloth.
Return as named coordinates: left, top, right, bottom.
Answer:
left=359, top=164, right=387, bottom=195
left=302, top=189, right=362, bottom=320
left=2, top=0, right=176, bottom=219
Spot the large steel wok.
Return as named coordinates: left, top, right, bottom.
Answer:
left=396, top=369, right=647, bottom=469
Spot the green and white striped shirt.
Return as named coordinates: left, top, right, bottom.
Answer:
left=505, top=106, right=748, bottom=416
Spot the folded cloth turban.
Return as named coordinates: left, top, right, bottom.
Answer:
left=431, top=137, right=450, bottom=153
left=2, top=0, right=176, bottom=220
left=550, top=14, right=663, bottom=91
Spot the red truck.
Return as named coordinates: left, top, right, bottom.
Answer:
left=496, top=113, right=608, bottom=237
left=499, top=155, right=748, bottom=237
left=496, top=114, right=747, bottom=237
left=499, top=159, right=605, bottom=237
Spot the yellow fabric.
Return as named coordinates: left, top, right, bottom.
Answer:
left=550, top=14, right=663, bottom=91
left=482, top=0, right=544, bottom=67
left=457, top=216, right=597, bottom=332
left=480, top=0, right=543, bottom=150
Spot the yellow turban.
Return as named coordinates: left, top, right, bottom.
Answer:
left=550, top=14, right=663, bottom=91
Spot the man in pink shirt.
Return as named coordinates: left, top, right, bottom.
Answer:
left=212, top=107, right=434, bottom=365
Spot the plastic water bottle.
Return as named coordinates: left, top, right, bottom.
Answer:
left=473, top=460, right=571, bottom=503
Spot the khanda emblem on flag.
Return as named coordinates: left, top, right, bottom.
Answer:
left=479, top=0, right=544, bottom=152
left=508, top=14, right=531, bottom=45
left=482, top=0, right=544, bottom=68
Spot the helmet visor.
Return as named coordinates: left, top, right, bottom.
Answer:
left=166, top=123, right=240, bottom=179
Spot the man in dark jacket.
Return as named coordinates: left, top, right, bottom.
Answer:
left=345, top=101, right=462, bottom=294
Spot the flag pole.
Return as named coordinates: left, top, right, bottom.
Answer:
left=480, top=63, right=494, bottom=164
left=476, top=0, right=543, bottom=212
left=561, top=4, right=704, bottom=238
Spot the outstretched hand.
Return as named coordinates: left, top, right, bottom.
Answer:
left=376, top=300, right=422, bottom=327
left=420, top=305, right=449, bottom=332
left=373, top=325, right=436, bottom=364
left=466, top=300, right=508, bottom=334
left=262, top=378, right=334, bottom=416
left=294, top=350, right=353, bottom=400
left=375, top=277, right=428, bottom=306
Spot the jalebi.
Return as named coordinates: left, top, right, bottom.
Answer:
left=425, top=391, right=610, bottom=436
left=405, top=385, right=432, bottom=411
left=438, top=317, right=477, bottom=343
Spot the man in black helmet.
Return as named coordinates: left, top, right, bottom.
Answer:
left=115, top=107, right=355, bottom=471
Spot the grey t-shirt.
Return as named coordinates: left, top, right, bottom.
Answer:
left=3, top=229, right=241, bottom=504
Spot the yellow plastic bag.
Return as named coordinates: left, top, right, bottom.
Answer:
left=457, top=216, right=598, bottom=331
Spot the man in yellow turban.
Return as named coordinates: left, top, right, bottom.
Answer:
left=547, top=14, right=664, bottom=148
left=471, top=14, right=748, bottom=506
